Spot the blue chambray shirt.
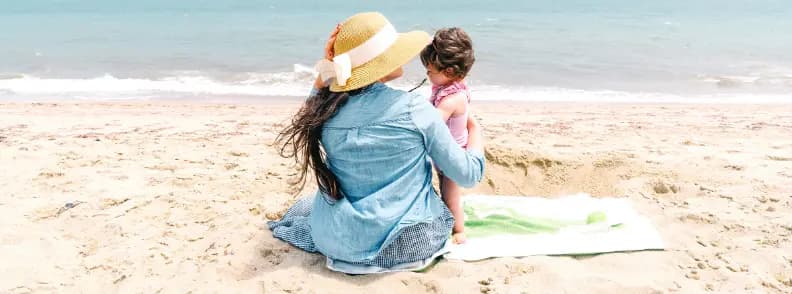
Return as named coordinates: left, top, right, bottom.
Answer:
left=308, top=82, right=485, bottom=263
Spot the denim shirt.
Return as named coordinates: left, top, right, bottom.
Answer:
left=308, top=82, right=485, bottom=263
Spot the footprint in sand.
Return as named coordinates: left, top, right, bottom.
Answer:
left=228, top=151, right=249, bottom=157
left=400, top=277, right=441, bottom=293
left=145, top=165, right=177, bottom=172
left=679, top=213, right=718, bottom=224
left=258, top=246, right=289, bottom=266
left=724, top=164, right=744, bottom=171
left=37, top=171, right=65, bottom=179
left=767, top=155, right=792, bottom=162
left=169, top=176, right=195, bottom=188
left=99, top=198, right=130, bottom=209
left=652, top=180, right=680, bottom=194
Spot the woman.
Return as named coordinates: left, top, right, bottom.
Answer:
left=270, top=12, right=485, bottom=272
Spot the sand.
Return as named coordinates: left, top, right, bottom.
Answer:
left=1, top=101, right=790, bottom=293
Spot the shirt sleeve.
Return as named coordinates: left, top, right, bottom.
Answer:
left=409, top=93, right=485, bottom=188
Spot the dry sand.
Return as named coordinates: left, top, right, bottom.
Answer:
left=1, top=101, right=790, bottom=293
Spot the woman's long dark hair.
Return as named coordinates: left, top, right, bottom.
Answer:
left=275, top=86, right=357, bottom=200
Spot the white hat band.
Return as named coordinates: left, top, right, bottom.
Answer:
left=315, top=22, right=398, bottom=86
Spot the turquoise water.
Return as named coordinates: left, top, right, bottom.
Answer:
left=1, top=0, right=791, bottom=102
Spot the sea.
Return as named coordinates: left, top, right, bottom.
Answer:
left=1, top=0, right=791, bottom=103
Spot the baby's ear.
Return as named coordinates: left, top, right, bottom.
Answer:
left=443, top=67, right=455, bottom=77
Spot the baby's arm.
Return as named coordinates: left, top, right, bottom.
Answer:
left=435, top=92, right=468, bottom=121
left=466, top=106, right=474, bottom=129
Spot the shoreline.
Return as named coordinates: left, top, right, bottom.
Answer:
left=3, top=97, right=792, bottom=107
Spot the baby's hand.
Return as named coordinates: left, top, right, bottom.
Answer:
left=452, top=232, right=467, bottom=244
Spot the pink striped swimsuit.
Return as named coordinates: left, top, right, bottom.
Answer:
left=430, top=81, right=470, bottom=147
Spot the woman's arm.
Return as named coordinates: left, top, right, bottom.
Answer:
left=313, top=76, right=326, bottom=90
left=411, top=95, right=485, bottom=188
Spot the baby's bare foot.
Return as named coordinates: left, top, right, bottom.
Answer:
left=452, top=232, right=467, bottom=244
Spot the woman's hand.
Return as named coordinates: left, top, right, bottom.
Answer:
left=324, top=24, right=341, bottom=60
left=314, top=24, right=342, bottom=89
left=466, top=113, right=484, bottom=153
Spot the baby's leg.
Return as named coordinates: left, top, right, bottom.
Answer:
left=441, top=175, right=466, bottom=244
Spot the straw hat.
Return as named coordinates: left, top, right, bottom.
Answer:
left=315, top=12, right=430, bottom=92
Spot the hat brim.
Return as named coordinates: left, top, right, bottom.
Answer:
left=330, top=30, right=430, bottom=92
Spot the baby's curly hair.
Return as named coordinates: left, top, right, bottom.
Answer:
left=420, top=27, right=475, bottom=79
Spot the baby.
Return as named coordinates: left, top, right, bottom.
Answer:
left=420, top=27, right=476, bottom=244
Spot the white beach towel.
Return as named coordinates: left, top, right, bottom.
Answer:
left=444, top=193, right=665, bottom=261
